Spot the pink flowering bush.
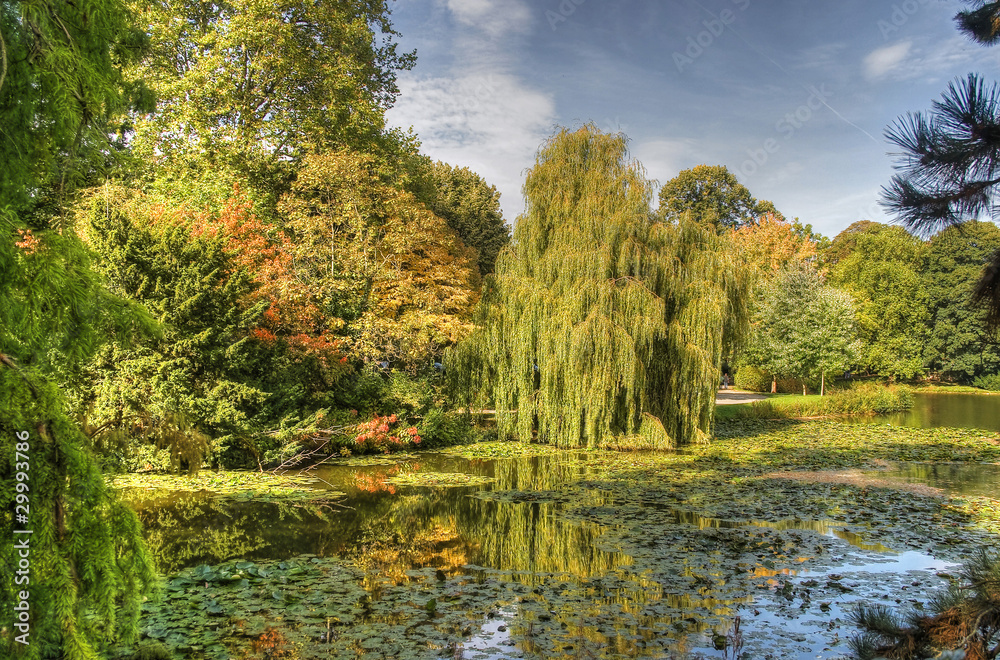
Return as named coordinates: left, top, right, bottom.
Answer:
left=353, top=414, right=421, bottom=454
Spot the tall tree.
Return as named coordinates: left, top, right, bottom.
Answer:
left=449, top=127, right=750, bottom=449
left=1, top=2, right=157, bottom=657
left=0, top=0, right=151, bottom=217
left=827, top=223, right=927, bottom=380
left=422, top=161, right=511, bottom=277
left=659, top=164, right=781, bottom=231
left=923, top=221, right=1000, bottom=381
left=881, top=2, right=1000, bottom=326
left=129, top=0, right=415, bottom=205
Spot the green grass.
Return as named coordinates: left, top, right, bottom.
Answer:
left=717, top=384, right=913, bottom=421
left=911, top=383, right=993, bottom=394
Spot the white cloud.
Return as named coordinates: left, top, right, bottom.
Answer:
left=863, top=41, right=912, bottom=80
left=386, top=72, right=557, bottom=222
left=443, top=0, right=532, bottom=39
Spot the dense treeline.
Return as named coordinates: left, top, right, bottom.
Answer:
left=732, top=212, right=1000, bottom=391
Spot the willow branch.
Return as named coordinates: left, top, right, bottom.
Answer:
left=0, top=352, right=39, bottom=398
left=0, top=26, right=7, bottom=95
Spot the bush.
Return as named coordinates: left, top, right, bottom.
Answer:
left=417, top=408, right=472, bottom=448
left=352, top=414, right=422, bottom=453
left=973, top=373, right=1000, bottom=391
left=775, top=375, right=822, bottom=395
left=734, top=366, right=770, bottom=392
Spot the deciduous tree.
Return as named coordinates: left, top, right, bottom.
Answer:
left=659, top=164, right=781, bottom=230
left=129, top=0, right=415, bottom=205
left=449, top=127, right=750, bottom=448
left=279, top=151, right=481, bottom=370
left=827, top=223, right=927, bottom=380
left=745, top=265, right=856, bottom=395
left=423, top=161, right=511, bottom=277
left=923, top=221, right=1000, bottom=381
left=734, top=212, right=817, bottom=273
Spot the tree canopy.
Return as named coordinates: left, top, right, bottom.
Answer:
left=742, top=264, right=856, bottom=395
left=659, top=164, right=782, bottom=230
left=422, top=161, right=511, bottom=277
left=449, top=127, right=749, bottom=449
left=827, top=223, right=927, bottom=380
left=128, top=0, right=416, bottom=208
left=923, top=221, right=1000, bottom=380
left=0, top=0, right=152, bottom=217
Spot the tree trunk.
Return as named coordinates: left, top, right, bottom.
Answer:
left=821, top=370, right=825, bottom=397
left=771, top=376, right=777, bottom=394
left=802, top=381, right=807, bottom=396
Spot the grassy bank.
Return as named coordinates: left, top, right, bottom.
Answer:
left=716, top=384, right=913, bottom=421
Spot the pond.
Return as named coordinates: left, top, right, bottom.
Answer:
left=870, top=391, right=1000, bottom=431
left=115, top=423, right=1000, bottom=660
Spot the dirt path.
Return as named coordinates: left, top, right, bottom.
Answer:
left=715, top=389, right=770, bottom=405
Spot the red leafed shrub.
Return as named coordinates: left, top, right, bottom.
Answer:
left=353, top=414, right=421, bottom=453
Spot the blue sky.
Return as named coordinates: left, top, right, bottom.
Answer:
left=384, top=0, right=1000, bottom=239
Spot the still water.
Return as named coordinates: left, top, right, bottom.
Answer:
left=119, top=439, right=992, bottom=660
left=874, top=391, right=1000, bottom=431
left=116, top=392, right=1000, bottom=659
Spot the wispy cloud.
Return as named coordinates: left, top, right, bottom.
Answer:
left=443, top=0, right=532, bottom=39
left=864, top=41, right=912, bottom=80
left=387, top=72, right=556, bottom=221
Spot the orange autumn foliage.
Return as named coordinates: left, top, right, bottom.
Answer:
left=734, top=213, right=817, bottom=273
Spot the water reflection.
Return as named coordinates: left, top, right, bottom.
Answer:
left=122, top=453, right=625, bottom=575
left=864, top=462, right=1000, bottom=499
left=868, top=391, right=1000, bottom=431
left=119, top=448, right=977, bottom=660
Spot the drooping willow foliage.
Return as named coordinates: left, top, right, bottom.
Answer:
left=449, top=126, right=750, bottom=448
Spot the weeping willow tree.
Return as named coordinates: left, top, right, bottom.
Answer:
left=449, top=126, right=749, bottom=448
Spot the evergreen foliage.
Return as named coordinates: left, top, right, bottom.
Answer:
left=881, top=7, right=1000, bottom=327
left=849, top=549, right=1000, bottom=660
left=1, top=368, right=155, bottom=659
left=1, top=224, right=155, bottom=658
left=423, top=161, right=511, bottom=277
left=923, top=222, right=1000, bottom=381
left=78, top=185, right=351, bottom=468
left=0, top=0, right=152, bottom=217
left=449, top=127, right=749, bottom=448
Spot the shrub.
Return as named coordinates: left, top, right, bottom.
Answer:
left=973, top=373, right=1000, bottom=392
left=728, top=384, right=913, bottom=420
left=734, top=366, right=770, bottom=392
left=353, top=414, right=421, bottom=454
left=417, top=408, right=472, bottom=448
